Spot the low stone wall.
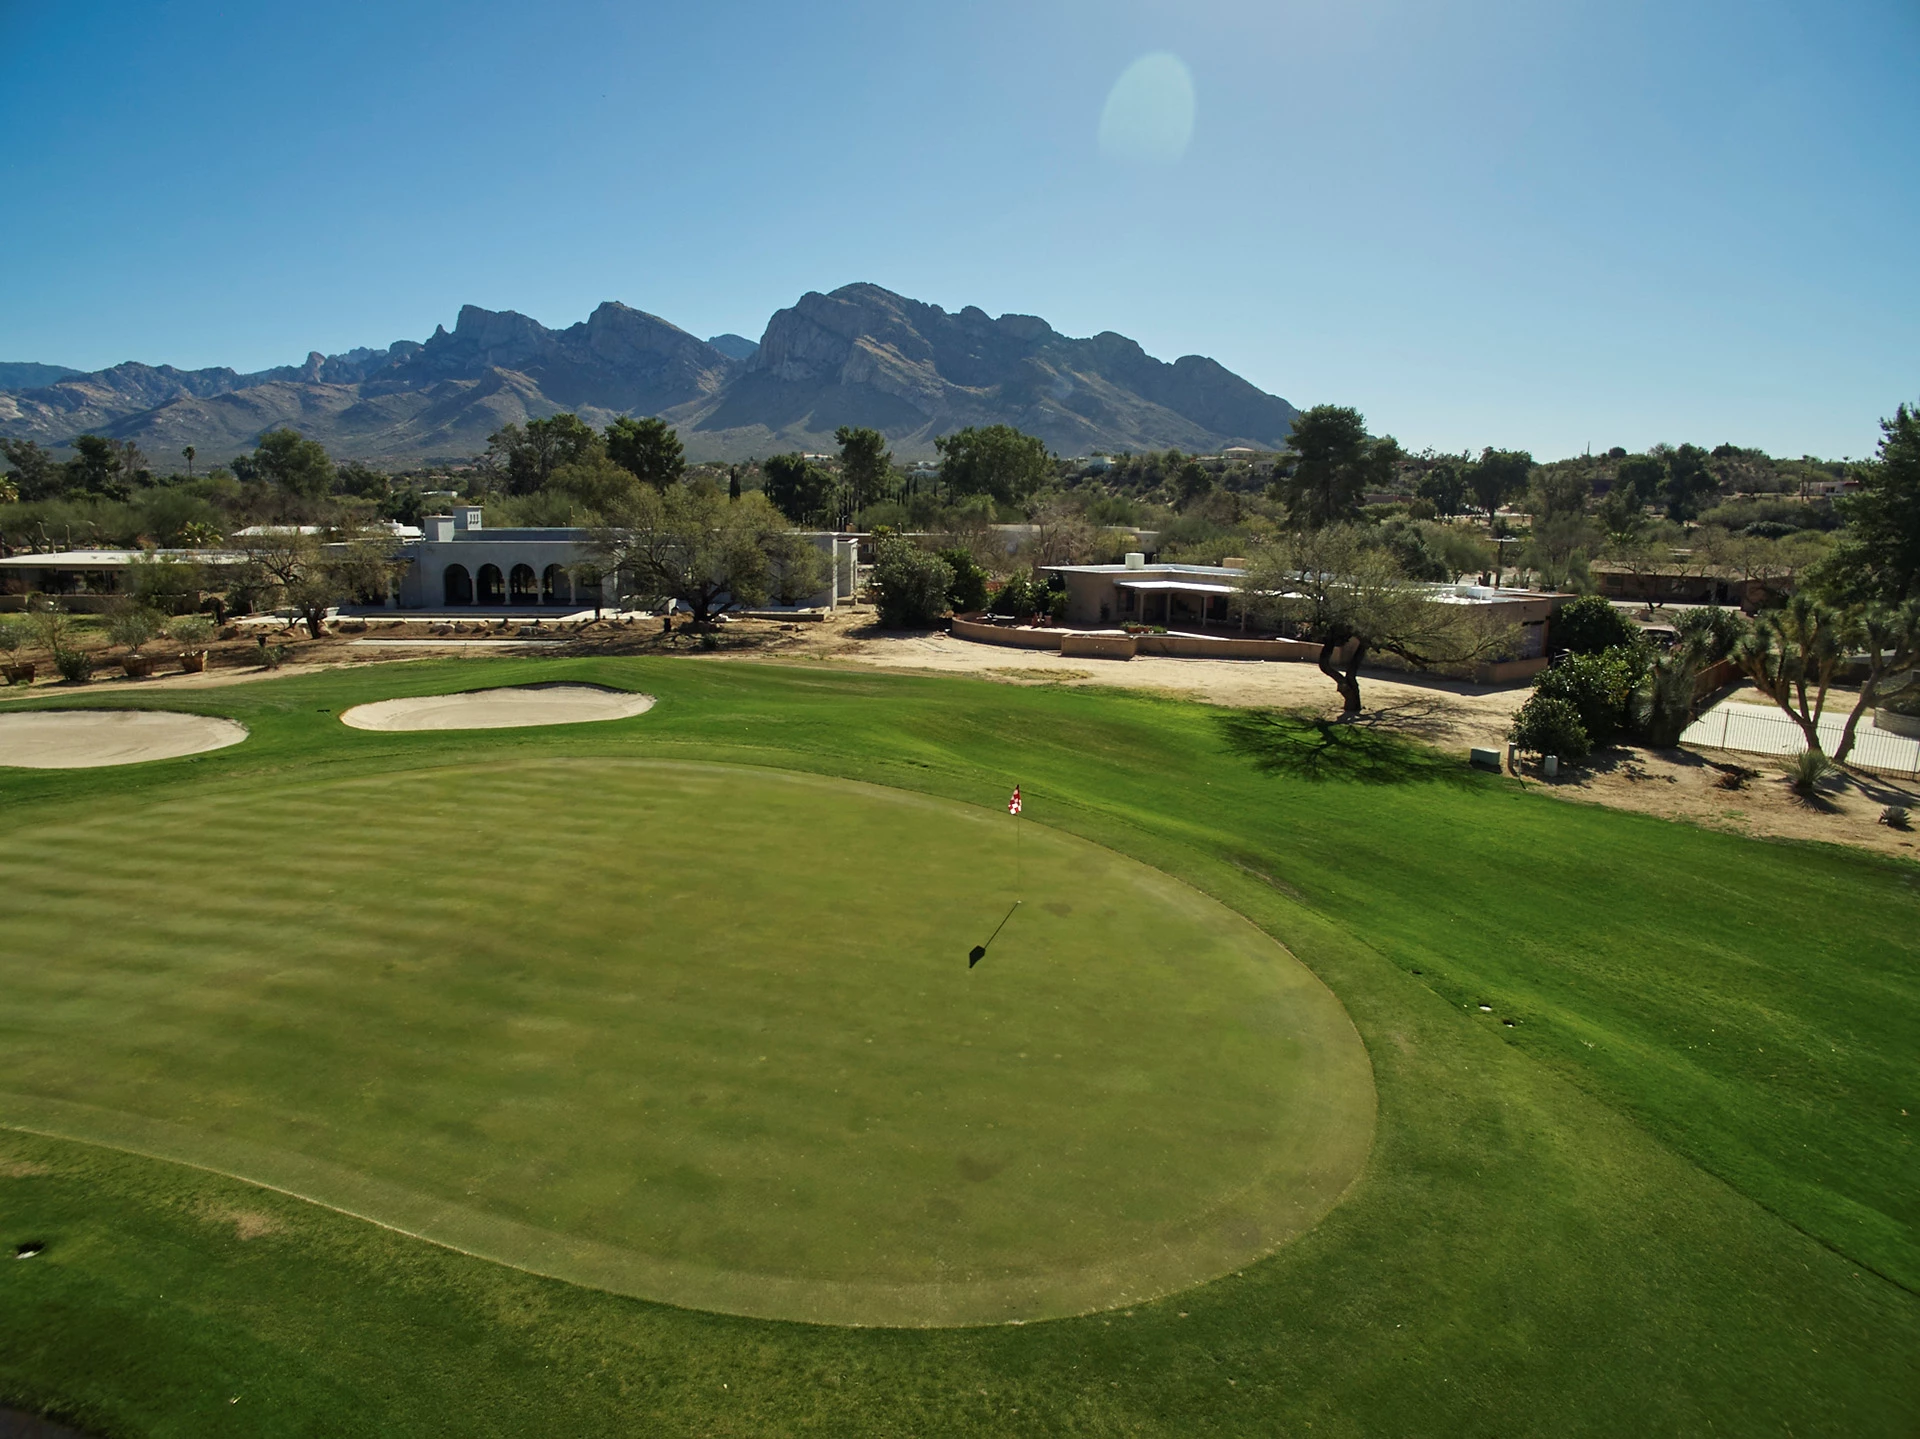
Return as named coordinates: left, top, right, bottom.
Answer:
left=950, top=615, right=1065, bottom=650
left=1470, top=656, right=1550, bottom=684
left=1061, top=633, right=1137, bottom=660
left=1136, top=633, right=1320, bottom=661
left=952, top=615, right=1328, bottom=663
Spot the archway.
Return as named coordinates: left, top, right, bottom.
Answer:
left=542, top=564, right=572, bottom=606
left=443, top=564, right=473, bottom=606
left=509, top=563, right=538, bottom=604
left=477, top=564, right=505, bottom=605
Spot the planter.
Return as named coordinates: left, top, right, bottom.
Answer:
left=2, top=662, right=33, bottom=686
left=178, top=650, right=208, bottom=674
left=122, top=654, right=157, bottom=678
left=1875, top=707, right=1920, bottom=738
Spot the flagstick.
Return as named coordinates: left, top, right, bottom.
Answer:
left=1015, top=784, right=1022, bottom=897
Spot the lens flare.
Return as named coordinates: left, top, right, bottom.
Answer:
left=1098, top=52, right=1196, bottom=164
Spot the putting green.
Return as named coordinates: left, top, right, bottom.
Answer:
left=0, top=758, right=1373, bottom=1326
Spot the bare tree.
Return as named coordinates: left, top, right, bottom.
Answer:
left=1025, top=496, right=1100, bottom=569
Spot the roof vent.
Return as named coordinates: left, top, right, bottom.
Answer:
left=1124, top=551, right=1146, bottom=569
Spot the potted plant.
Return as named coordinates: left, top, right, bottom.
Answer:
left=109, top=606, right=163, bottom=677
left=0, top=617, right=31, bottom=685
left=167, top=615, right=214, bottom=672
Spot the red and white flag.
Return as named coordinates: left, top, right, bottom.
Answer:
left=1008, top=786, right=1022, bottom=815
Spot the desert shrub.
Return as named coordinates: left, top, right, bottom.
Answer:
left=1049, top=588, right=1069, bottom=623
left=989, top=573, right=1044, bottom=617
left=167, top=615, right=214, bottom=647
left=936, top=547, right=990, bottom=613
left=1552, top=595, right=1639, bottom=655
left=1535, top=647, right=1645, bottom=746
left=1780, top=749, right=1836, bottom=796
left=1508, top=694, right=1591, bottom=763
left=107, top=606, right=164, bottom=652
left=870, top=539, right=953, bottom=629
left=54, top=648, right=95, bottom=683
left=0, top=618, right=23, bottom=655
left=29, top=607, right=71, bottom=654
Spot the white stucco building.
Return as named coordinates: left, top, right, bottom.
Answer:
left=394, top=507, right=857, bottom=612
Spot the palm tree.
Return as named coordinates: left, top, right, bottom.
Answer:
left=182, top=445, right=196, bottom=478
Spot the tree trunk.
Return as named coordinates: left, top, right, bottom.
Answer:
left=1318, top=637, right=1365, bottom=716
left=1834, top=682, right=1875, bottom=765
left=303, top=605, right=326, bottom=639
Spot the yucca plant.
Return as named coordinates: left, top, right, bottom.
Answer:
left=1780, top=748, right=1836, bottom=797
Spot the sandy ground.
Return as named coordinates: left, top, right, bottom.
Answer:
left=828, top=628, right=1534, bottom=750
left=0, top=710, right=248, bottom=768
left=339, top=683, right=655, bottom=732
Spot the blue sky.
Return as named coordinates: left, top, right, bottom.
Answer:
left=1, top=0, right=1913, bottom=459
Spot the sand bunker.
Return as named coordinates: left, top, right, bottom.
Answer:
left=0, top=710, right=248, bottom=769
left=340, top=684, right=654, bottom=732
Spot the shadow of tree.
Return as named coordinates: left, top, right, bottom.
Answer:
left=1217, top=708, right=1474, bottom=786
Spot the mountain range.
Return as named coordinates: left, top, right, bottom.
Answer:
left=0, top=284, right=1299, bottom=468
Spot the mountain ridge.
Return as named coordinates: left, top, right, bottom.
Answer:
left=0, top=285, right=1298, bottom=466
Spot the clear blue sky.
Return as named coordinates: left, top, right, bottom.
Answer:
left=2, top=0, right=1914, bottom=460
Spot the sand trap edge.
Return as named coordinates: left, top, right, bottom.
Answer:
left=0, top=710, right=250, bottom=769
left=339, top=684, right=656, bottom=733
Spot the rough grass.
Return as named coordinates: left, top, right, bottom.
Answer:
left=0, top=656, right=1915, bottom=1437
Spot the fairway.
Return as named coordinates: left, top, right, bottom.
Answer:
left=0, top=756, right=1372, bottom=1327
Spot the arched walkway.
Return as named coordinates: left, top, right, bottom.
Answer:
left=509, top=563, right=538, bottom=605
left=542, top=564, right=573, bottom=606
left=444, top=564, right=473, bottom=605
left=477, top=564, right=505, bottom=605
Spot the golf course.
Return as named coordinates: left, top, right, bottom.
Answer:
left=1, top=655, right=1914, bottom=1436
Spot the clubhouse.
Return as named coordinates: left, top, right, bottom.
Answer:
left=398, top=508, right=857, bottom=612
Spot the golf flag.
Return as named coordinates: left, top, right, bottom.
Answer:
left=1008, top=786, right=1022, bottom=815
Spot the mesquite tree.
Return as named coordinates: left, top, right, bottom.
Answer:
left=1239, top=526, right=1511, bottom=715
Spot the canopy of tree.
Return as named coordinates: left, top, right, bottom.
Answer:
left=605, top=416, right=686, bottom=491
left=1269, top=405, right=1398, bottom=529
left=1238, top=526, right=1512, bottom=713
left=590, top=480, right=795, bottom=623
left=934, top=425, right=1051, bottom=505
left=482, top=415, right=599, bottom=494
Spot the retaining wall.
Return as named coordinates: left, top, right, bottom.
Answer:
left=1135, top=632, right=1321, bottom=661
left=1060, top=633, right=1138, bottom=660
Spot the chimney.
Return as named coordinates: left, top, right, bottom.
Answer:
left=424, top=514, right=454, bottom=543
left=454, top=506, right=483, bottom=532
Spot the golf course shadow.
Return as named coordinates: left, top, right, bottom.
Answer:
left=1217, top=708, right=1474, bottom=786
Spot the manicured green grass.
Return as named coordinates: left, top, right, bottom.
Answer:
left=0, top=656, right=1915, bottom=1437
left=0, top=757, right=1371, bottom=1327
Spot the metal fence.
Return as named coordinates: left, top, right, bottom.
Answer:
left=1683, top=702, right=1920, bottom=778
